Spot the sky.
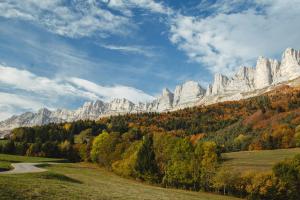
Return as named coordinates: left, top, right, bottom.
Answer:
left=0, top=0, right=300, bottom=120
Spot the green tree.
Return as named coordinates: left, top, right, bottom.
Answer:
left=135, top=135, right=159, bottom=182
left=3, top=140, right=15, bottom=154
left=163, top=138, right=194, bottom=188
left=212, top=167, right=240, bottom=195
left=76, top=128, right=92, bottom=144
left=59, top=140, right=72, bottom=158
left=91, top=131, right=110, bottom=163
left=90, top=131, right=120, bottom=167
left=112, top=141, right=142, bottom=177
left=272, top=154, right=300, bottom=200
left=15, top=142, right=27, bottom=155
left=26, top=142, right=42, bottom=156
left=295, top=132, right=300, bottom=147
left=245, top=173, right=277, bottom=200
left=41, top=141, right=59, bottom=157
left=233, top=134, right=252, bottom=151
left=200, top=141, right=218, bottom=191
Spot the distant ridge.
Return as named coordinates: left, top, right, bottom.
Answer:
left=1, top=48, right=300, bottom=131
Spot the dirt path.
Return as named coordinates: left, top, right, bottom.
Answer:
left=0, top=163, right=47, bottom=174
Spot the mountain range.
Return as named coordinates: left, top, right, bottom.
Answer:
left=0, top=48, right=299, bottom=132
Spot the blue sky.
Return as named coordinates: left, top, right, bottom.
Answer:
left=0, top=0, right=300, bottom=120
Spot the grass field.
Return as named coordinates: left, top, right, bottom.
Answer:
left=222, top=148, right=300, bottom=172
left=1, top=148, right=299, bottom=199
left=0, top=154, right=240, bottom=200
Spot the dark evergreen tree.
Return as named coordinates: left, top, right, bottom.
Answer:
left=135, top=134, right=160, bottom=182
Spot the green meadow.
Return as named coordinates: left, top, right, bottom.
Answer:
left=222, top=148, right=300, bottom=172
left=0, top=154, right=240, bottom=200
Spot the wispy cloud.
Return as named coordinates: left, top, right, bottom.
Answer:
left=106, top=0, right=173, bottom=16
left=168, top=0, right=300, bottom=75
left=101, top=44, right=155, bottom=57
left=0, top=0, right=132, bottom=38
left=0, top=0, right=173, bottom=38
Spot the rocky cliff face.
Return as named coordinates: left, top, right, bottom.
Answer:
left=280, top=48, right=300, bottom=80
left=1, top=48, right=300, bottom=131
left=227, top=66, right=255, bottom=92
left=211, top=74, right=229, bottom=95
left=155, top=88, right=174, bottom=112
left=173, top=81, right=205, bottom=108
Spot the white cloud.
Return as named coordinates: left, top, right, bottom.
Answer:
left=69, top=77, right=154, bottom=103
left=0, top=0, right=131, bottom=38
left=0, top=92, right=44, bottom=110
left=169, top=0, right=300, bottom=75
left=0, top=92, right=45, bottom=120
left=106, top=0, right=173, bottom=15
left=0, top=65, right=154, bottom=120
left=0, top=65, right=99, bottom=100
left=0, top=0, right=172, bottom=38
left=101, top=44, right=155, bottom=57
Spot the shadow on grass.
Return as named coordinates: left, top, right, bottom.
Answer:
left=40, top=159, right=70, bottom=163
left=0, top=168, right=11, bottom=172
left=35, top=172, right=82, bottom=184
left=35, top=163, right=52, bottom=168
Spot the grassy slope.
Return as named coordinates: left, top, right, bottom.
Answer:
left=222, top=148, right=300, bottom=172
left=0, top=155, right=240, bottom=200
left=1, top=148, right=300, bottom=199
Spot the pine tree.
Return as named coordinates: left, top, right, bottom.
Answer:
left=135, top=134, right=159, bottom=182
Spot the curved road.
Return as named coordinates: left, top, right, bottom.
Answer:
left=0, top=163, right=47, bottom=174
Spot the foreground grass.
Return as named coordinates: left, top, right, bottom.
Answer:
left=0, top=154, right=240, bottom=200
left=222, top=148, right=300, bottom=172
left=1, top=148, right=299, bottom=199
